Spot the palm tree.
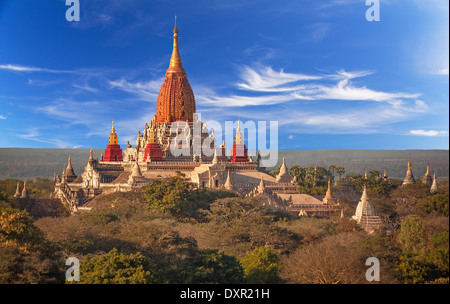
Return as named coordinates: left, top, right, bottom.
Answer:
left=335, top=166, right=345, bottom=181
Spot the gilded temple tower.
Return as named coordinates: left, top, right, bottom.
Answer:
left=155, top=17, right=196, bottom=123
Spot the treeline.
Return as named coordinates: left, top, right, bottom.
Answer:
left=0, top=148, right=103, bottom=179
left=0, top=148, right=448, bottom=180
left=274, top=149, right=449, bottom=179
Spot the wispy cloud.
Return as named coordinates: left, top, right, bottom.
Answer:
left=303, top=22, right=332, bottom=43
left=409, top=129, right=449, bottom=136
left=18, top=128, right=82, bottom=148
left=0, top=64, right=71, bottom=73
left=236, top=65, right=322, bottom=92
left=435, top=67, right=449, bottom=75
left=108, top=64, right=427, bottom=134
left=108, top=77, right=164, bottom=101
left=200, top=66, right=421, bottom=108
left=0, top=114, right=6, bottom=120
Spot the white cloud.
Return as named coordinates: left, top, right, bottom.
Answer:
left=18, top=128, right=81, bottom=148
left=0, top=64, right=71, bottom=73
left=236, top=65, right=322, bottom=92
left=108, top=77, right=164, bottom=101
left=0, top=115, right=6, bottom=120
left=409, top=129, right=449, bottom=136
left=436, top=67, right=449, bottom=75
left=0, top=64, right=44, bottom=72
left=200, top=66, right=422, bottom=108
left=303, top=23, right=332, bottom=43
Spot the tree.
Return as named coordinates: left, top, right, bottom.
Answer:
left=203, top=197, right=300, bottom=257
left=183, top=249, right=244, bottom=284
left=335, top=166, right=345, bottom=181
left=143, top=175, right=236, bottom=220
left=416, top=191, right=449, bottom=217
left=0, top=206, right=63, bottom=283
left=74, top=248, right=158, bottom=284
left=144, top=176, right=190, bottom=215
left=328, top=165, right=337, bottom=181
left=279, top=233, right=369, bottom=284
left=0, top=206, right=45, bottom=252
left=395, top=215, right=449, bottom=284
left=240, top=247, right=281, bottom=284
left=396, top=215, right=428, bottom=254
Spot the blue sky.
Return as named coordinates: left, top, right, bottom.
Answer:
left=0, top=0, right=448, bottom=150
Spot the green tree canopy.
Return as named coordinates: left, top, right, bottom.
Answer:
left=75, top=248, right=157, bottom=284
left=240, top=246, right=281, bottom=284
left=183, top=249, right=244, bottom=284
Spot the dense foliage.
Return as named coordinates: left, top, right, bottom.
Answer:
left=0, top=163, right=448, bottom=284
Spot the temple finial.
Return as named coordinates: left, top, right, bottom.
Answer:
left=168, top=15, right=183, bottom=72
left=173, top=15, right=178, bottom=34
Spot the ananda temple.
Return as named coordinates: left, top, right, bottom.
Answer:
left=50, top=20, right=397, bottom=227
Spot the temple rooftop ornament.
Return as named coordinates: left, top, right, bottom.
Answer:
left=14, top=182, right=21, bottom=198
left=64, top=155, right=77, bottom=183
left=430, top=172, right=439, bottom=193
left=422, top=163, right=433, bottom=186
left=402, top=160, right=415, bottom=186
left=224, top=170, right=232, bottom=190
left=258, top=175, right=266, bottom=193
left=322, top=178, right=334, bottom=205
left=20, top=181, right=29, bottom=199
left=104, top=119, right=123, bottom=162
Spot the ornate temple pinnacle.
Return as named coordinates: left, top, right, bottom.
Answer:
left=155, top=17, right=195, bottom=123
left=168, top=16, right=183, bottom=73
left=108, top=119, right=119, bottom=145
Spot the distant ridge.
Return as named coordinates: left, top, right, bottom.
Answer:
left=0, top=148, right=448, bottom=180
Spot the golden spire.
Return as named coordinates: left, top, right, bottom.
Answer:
left=108, top=119, right=118, bottom=145
left=67, top=155, right=72, bottom=168
left=426, top=163, right=430, bottom=176
left=168, top=15, right=184, bottom=73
